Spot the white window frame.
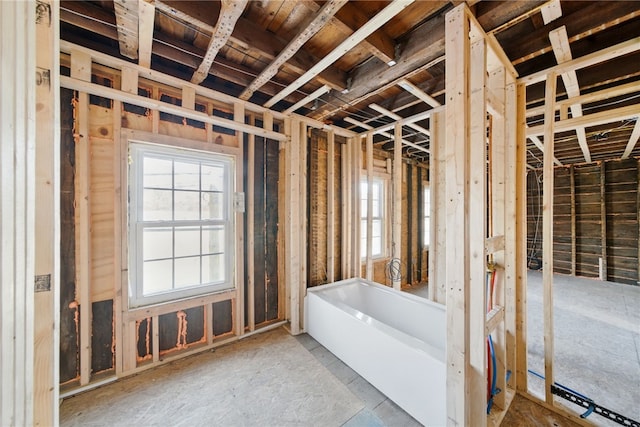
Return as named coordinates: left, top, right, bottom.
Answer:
left=360, top=176, right=387, bottom=259
left=128, top=142, right=235, bottom=308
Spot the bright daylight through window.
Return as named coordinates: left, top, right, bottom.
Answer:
left=128, top=143, right=234, bottom=307
left=360, top=178, right=385, bottom=258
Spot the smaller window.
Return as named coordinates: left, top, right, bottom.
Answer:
left=423, top=185, right=430, bottom=247
left=360, top=178, right=385, bottom=259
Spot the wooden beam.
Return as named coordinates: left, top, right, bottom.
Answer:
left=286, top=118, right=302, bottom=333
left=549, top=26, right=591, bottom=163
left=622, top=119, right=640, bottom=159
left=327, top=130, right=336, bottom=283
left=369, top=103, right=430, bottom=137
left=299, top=121, right=308, bottom=329
left=541, top=0, right=562, bottom=24
left=283, top=85, right=330, bottom=114
left=191, top=0, right=247, bottom=84
left=264, top=0, right=415, bottom=108
left=239, top=0, right=347, bottom=100
left=430, top=110, right=446, bottom=304
left=113, top=0, right=138, bottom=59
left=246, top=115, right=256, bottom=332
left=138, top=0, right=155, bottom=68
left=542, top=73, right=557, bottom=405
left=60, top=75, right=288, bottom=141
left=344, top=117, right=429, bottom=154
left=526, top=103, right=640, bottom=137
left=153, top=0, right=347, bottom=92
left=518, top=37, right=640, bottom=86
left=445, top=5, right=470, bottom=425
left=397, top=79, right=441, bottom=108
left=528, top=135, right=562, bottom=166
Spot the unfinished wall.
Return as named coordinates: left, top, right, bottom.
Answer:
left=527, top=158, right=640, bottom=285
left=59, top=60, right=281, bottom=389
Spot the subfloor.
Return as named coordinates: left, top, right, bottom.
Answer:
left=60, top=272, right=639, bottom=427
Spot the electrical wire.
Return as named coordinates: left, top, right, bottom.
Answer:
left=385, top=258, right=402, bottom=283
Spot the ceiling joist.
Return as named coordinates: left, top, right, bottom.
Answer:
left=113, top=0, right=138, bottom=59
left=191, top=0, right=248, bottom=84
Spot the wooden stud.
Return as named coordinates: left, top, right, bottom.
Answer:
left=247, top=115, right=256, bottom=332
left=468, top=38, right=487, bottom=423
left=445, top=5, right=470, bottom=425
left=234, top=102, right=246, bottom=336
left=637, top=160, right=640, bottom=286
left=392, top=123, right=402, bottom=290
left=352, top=137, right=362, bottom=277
left=327, top=130, right=336, bottom=283
left=600, top=161, right=607, bottom=281
left=515, top=83, right=529, bottom=394
left=299, top=121, right=308, bottom=329
left=71, top=48, right=92, bottom=387
left=113, top=104, right=124, bottom=376
left=342, top=138, right=351, bottom=277
left=366, top=132, right=374, bottom=280
left=429, top=110, right=446, bottom=304
left=1, top=2, right=36, bottom=424
left=182, top=86, right=196, bottom=111
left=542, top=72, right=557, bottom=405
left=33, top=0, right=60, bottom=423
left=121, top=67, right=138, bottom=94
left=286, top=118, right=301, bottom=333
left=570, top=165, right=576, bottom=276
left=152, top=316, right=160, bottom=363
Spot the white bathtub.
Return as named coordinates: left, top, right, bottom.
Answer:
left=305, top=278, right=446, bottom=426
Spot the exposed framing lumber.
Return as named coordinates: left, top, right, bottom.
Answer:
left=137, top=0, right=154, bottom=68
left=468, top=37, right=488, bottom=422
left=113, top=0, right=138, bottom=59
left=234, top=102, right=246, bottom=336
left=600, top=161, right=607, bottom=281
left=283, top=85, right=330, bottom=114
left=526, top=103, right=640, bottom=137
left=239, top=0, right=347, bottom=100
left=397, top=79, right=441, bottom=108
left=70, top=48, right=92, bottom=387
left=542, top=72, right=558, bottom=405
left=541, top=0, right=562, bottom=24
left=518, top=37, right=640, bottom=86
left=638, top=160, right=640, bottom=286
left=444, top=5, right=470, bottom=424
left=429, top=109, right=446, bottom=304
left=342, top=137, right=351, bottom=276
left=190, top=0, right=247, bottom=85
left=285, top=118, right=302, bottom=334
left=34, top=0, right=60, bottom=423
left=352, top=136, right=362, bottom=277
left=392, top=122, right=402, bottom=290
left=299, top=121, right=308, bottom=329
left=113, top=101, right=124, bottom=375
left=344, top=117, right=429, bottom=154
left=528, top=135, right=562, bottom=166
left=570, top=165, right=576, bottom=276
left=369, top=103, right=430, bottom=137
left=264, top=0, right=415, bottom=108
left=0, top=2, right=36, bottom=424
left=365, top=132, right=374, bottom=280
left=549, top=26, right=591, bottom=163
left=622, top=119, right=640, bottom=159
left=246, top=115, right=256, bottom=332
left=327, top=130, right=336, bottom=283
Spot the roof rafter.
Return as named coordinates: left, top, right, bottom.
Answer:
left=549, top=25, right=591, bottom=163
left=113, top=0, right=138, bottom=59
left=191, top=0, right=248, bottom=84
left=621, top=119, right=640, bottom=159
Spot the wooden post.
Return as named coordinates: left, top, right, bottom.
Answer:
left=286, top=118, right=302, bottom=334
left=366, top=132, right=374, bottom=280
left=570, top=165, right=576, bottom=276
left=1, top=1, right=36, bottom=424
left=542, top=72, right=557, bottom=405
left=299, top=121, right=308, bottom=329
left=445, top=5, right=471, bottom=425
left=327, top=130, right=336, bottom=283
left=600, top=161, right=607, bottom=281
left=71, top=48, right=92, bottom=386
left=247, top=115, right=256, bottom=331
left=393, top=122, right=403, bottom=290
left=234, top=102, right=246, bottom=336
left=342, top=139, right=351, bottom=277
left=515, top=83, right=529, bottom=394
left=34, top=0, right=60, bottom=424
left=429, top=109, right=446, bottom=303
left=352, top=137, right=362, bottom=277
left=468, top=38, right=488, bottom=422
left=637, top=160, right=640, bottom=286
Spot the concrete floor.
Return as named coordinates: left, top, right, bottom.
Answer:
left=60, top=271, right=639, bottom=427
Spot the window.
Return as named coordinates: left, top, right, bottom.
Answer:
left=128, top=142, right=235, bottom=307
left=360, top=178, right=385, bottom=258
left=423, top=185, right=430, bottom=247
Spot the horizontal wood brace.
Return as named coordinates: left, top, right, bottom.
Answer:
left=486, top=305, right=505, bottom=335
left=125, top=289, right=237, bottom=321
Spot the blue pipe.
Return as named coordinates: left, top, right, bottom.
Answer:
left=527, top=369, right=595, bottom=418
